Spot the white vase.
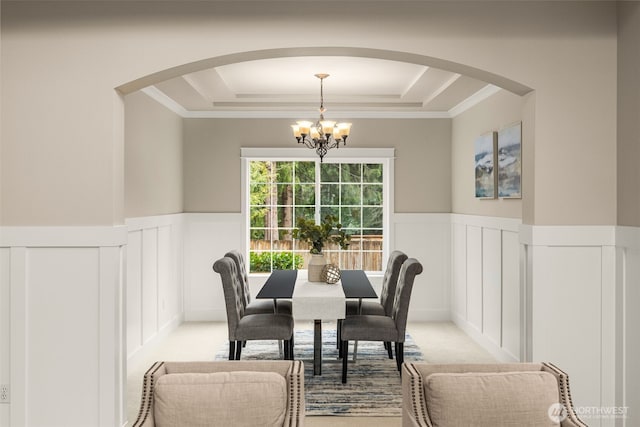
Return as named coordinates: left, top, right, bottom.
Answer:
left=307, top=253, right=327, bottom=282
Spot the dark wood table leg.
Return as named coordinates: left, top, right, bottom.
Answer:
left=314, top=319, right=322, bottom=375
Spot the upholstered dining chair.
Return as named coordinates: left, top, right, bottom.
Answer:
left=225, top=249, right=292, bottom=315
left=340, top=258, right=423, bottom=383
left=213, top=256, right=294, bottom=361
left=341, top=250, right=408, bottom=357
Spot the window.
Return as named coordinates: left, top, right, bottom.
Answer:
left=244, top=150, right=391, bottom=274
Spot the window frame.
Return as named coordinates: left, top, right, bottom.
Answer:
left=241, top=147, right=394, bottom=276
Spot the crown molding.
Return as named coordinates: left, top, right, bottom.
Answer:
left=141, top=84, right=501, bottom=120
left=448, top=84, right=502, bottom=117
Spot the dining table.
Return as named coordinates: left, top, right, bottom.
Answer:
left=255, top=268, right=377, bottom=375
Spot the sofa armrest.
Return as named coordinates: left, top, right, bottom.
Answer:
left=542, top=362, right=589, bottom=427
left=402, top=363, right=432, bottom=427
left=132, top=361, right=167, bottom=427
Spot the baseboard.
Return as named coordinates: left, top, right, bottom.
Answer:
left=452, top=313, right=519, bottom=363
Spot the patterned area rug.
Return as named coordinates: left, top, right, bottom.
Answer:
left=215, top=327, right=423, bottom=416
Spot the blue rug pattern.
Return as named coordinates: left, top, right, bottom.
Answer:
left=215, top=328, right=423, bottom=416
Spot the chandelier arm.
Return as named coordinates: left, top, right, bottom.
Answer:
left=291, top=73, right=350, bottom=161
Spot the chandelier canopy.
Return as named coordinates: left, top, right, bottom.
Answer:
left=291, top=74, right=352, bottom=162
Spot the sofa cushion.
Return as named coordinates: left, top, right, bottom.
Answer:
left=154, top=371, right=287, bottom=427
left=424, top=371, right=560, bottom=427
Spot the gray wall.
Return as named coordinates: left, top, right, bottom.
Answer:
left=617, top=2, right=640, bottom=227
left=183, top=118, right=451, bottom=213
left=124, top=91, right=183, bottom=218
left=452, top=90, right=524, bottom=218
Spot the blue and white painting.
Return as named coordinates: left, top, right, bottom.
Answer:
left=497, top=122, right=522, bottom=198
left=475, top=132, right=497, bottom=198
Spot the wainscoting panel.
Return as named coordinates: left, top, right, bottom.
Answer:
left=618, top=227, right=640, bottom=427
left=501, top=230, right=520, bottom=360
left=0, top=226, right=127, bottom=427
left=522, top=225, right=619, bottom=427
left=393, top=214, right=451, bottom=321
left=125, top=215, right=183, bottom=366
left=531, top=245, right=603, bottom=410
left=141, top=228, right=159, bottom=344
left=466, top=226, right=483, bottom=333
left=482, top=227, right=502, bottom=347
left=126, top=230, right=143, bottom=358
left=183, top=213, right=244, bottom=321
left=451, top=214, right=521, bottom=362
left=451, top=223, right=467, bottom=319
left=0, top=248, right=9, bottom=427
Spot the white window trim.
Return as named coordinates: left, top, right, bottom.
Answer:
left=241, top=147, right=394, bottom=275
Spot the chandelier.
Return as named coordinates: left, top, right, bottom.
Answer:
left=291, top=74, right=352, bottom=162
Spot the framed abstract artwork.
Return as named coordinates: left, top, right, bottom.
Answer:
left=474, top=131, right=497, bottom=199
left=497, top=122, right=522, bottom=198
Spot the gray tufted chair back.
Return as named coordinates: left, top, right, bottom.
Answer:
left=390, top=258, right=423, bottom=343
left=225, top=250, right=251, bottom=306
left=379, top=250, right=408, bottom=315
left=213, top=257, right=246, bottom=340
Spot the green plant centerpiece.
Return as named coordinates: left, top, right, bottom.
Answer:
left=292, top=215, right=350, bottom=281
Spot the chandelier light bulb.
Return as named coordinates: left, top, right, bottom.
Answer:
left=291, top=74, right=352, bottom=162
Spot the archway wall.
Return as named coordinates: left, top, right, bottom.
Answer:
left=1, top=0, right=618, bottom=226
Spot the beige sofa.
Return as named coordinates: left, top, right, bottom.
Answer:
left=132, top=360, right=305, bottom=427
left=402, top=362, right=587, bottom=427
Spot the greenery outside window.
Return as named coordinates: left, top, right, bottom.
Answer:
left=245, top=152, right=389, bottom=274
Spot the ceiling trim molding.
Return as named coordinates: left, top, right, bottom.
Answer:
left=141, top=83, right=502, bottom=120
left=448, top=84, right=502, bottom=117
left=140, top=86, right=189, bottom=116
left=185, top=110, right=451, bottom=119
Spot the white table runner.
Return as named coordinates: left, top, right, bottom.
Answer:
left=292, top=272, right=346, bottom=320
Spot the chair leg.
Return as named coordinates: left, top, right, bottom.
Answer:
left=337, top=319, right=342, bottom=349
left=235, top=341, right=242, bottom=360
left=395, top=342, right=404, bottom=371
left=341, top=340, right=348, bottom=384
left=242, top=341, right=247, bottom=348
left=289, top=336, right=294, bottom=360
left=283, top=339, right=289, bottom=360
left=229, top=341, right=236, bottom=360
left=386, top=341, right=393, bottom=359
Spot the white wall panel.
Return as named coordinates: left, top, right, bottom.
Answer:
left=451, top=214, right=521, bottom=362
left=157, top=225, right=172, bottom=329
left=141, top=228, right=158, bottom=344
left=501, top=230, right=520, bottom=359
left=466, top=225, right=483, bottom=332
left=184, top=213, right=244, bottom=321
left=126, top=230, right=142, bottom=358
left=125, top=215, right=183, bottom=369
left=393, top=214, right=450, bottom=321
left=617, top=227, right=640, bottom=427
left=482, top=228, right=502, bottom=346
left=0, top=226, right=127, bottom=427
left=27, top=248, right=101, bottom=426
left=452, top=223, right=467, bottom=320
left=532, top=246, right=603, bottom=412
left=0, top=249, right=10, bottom=427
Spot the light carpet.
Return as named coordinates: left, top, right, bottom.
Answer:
left=215, top=328, right=423, bottom=417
